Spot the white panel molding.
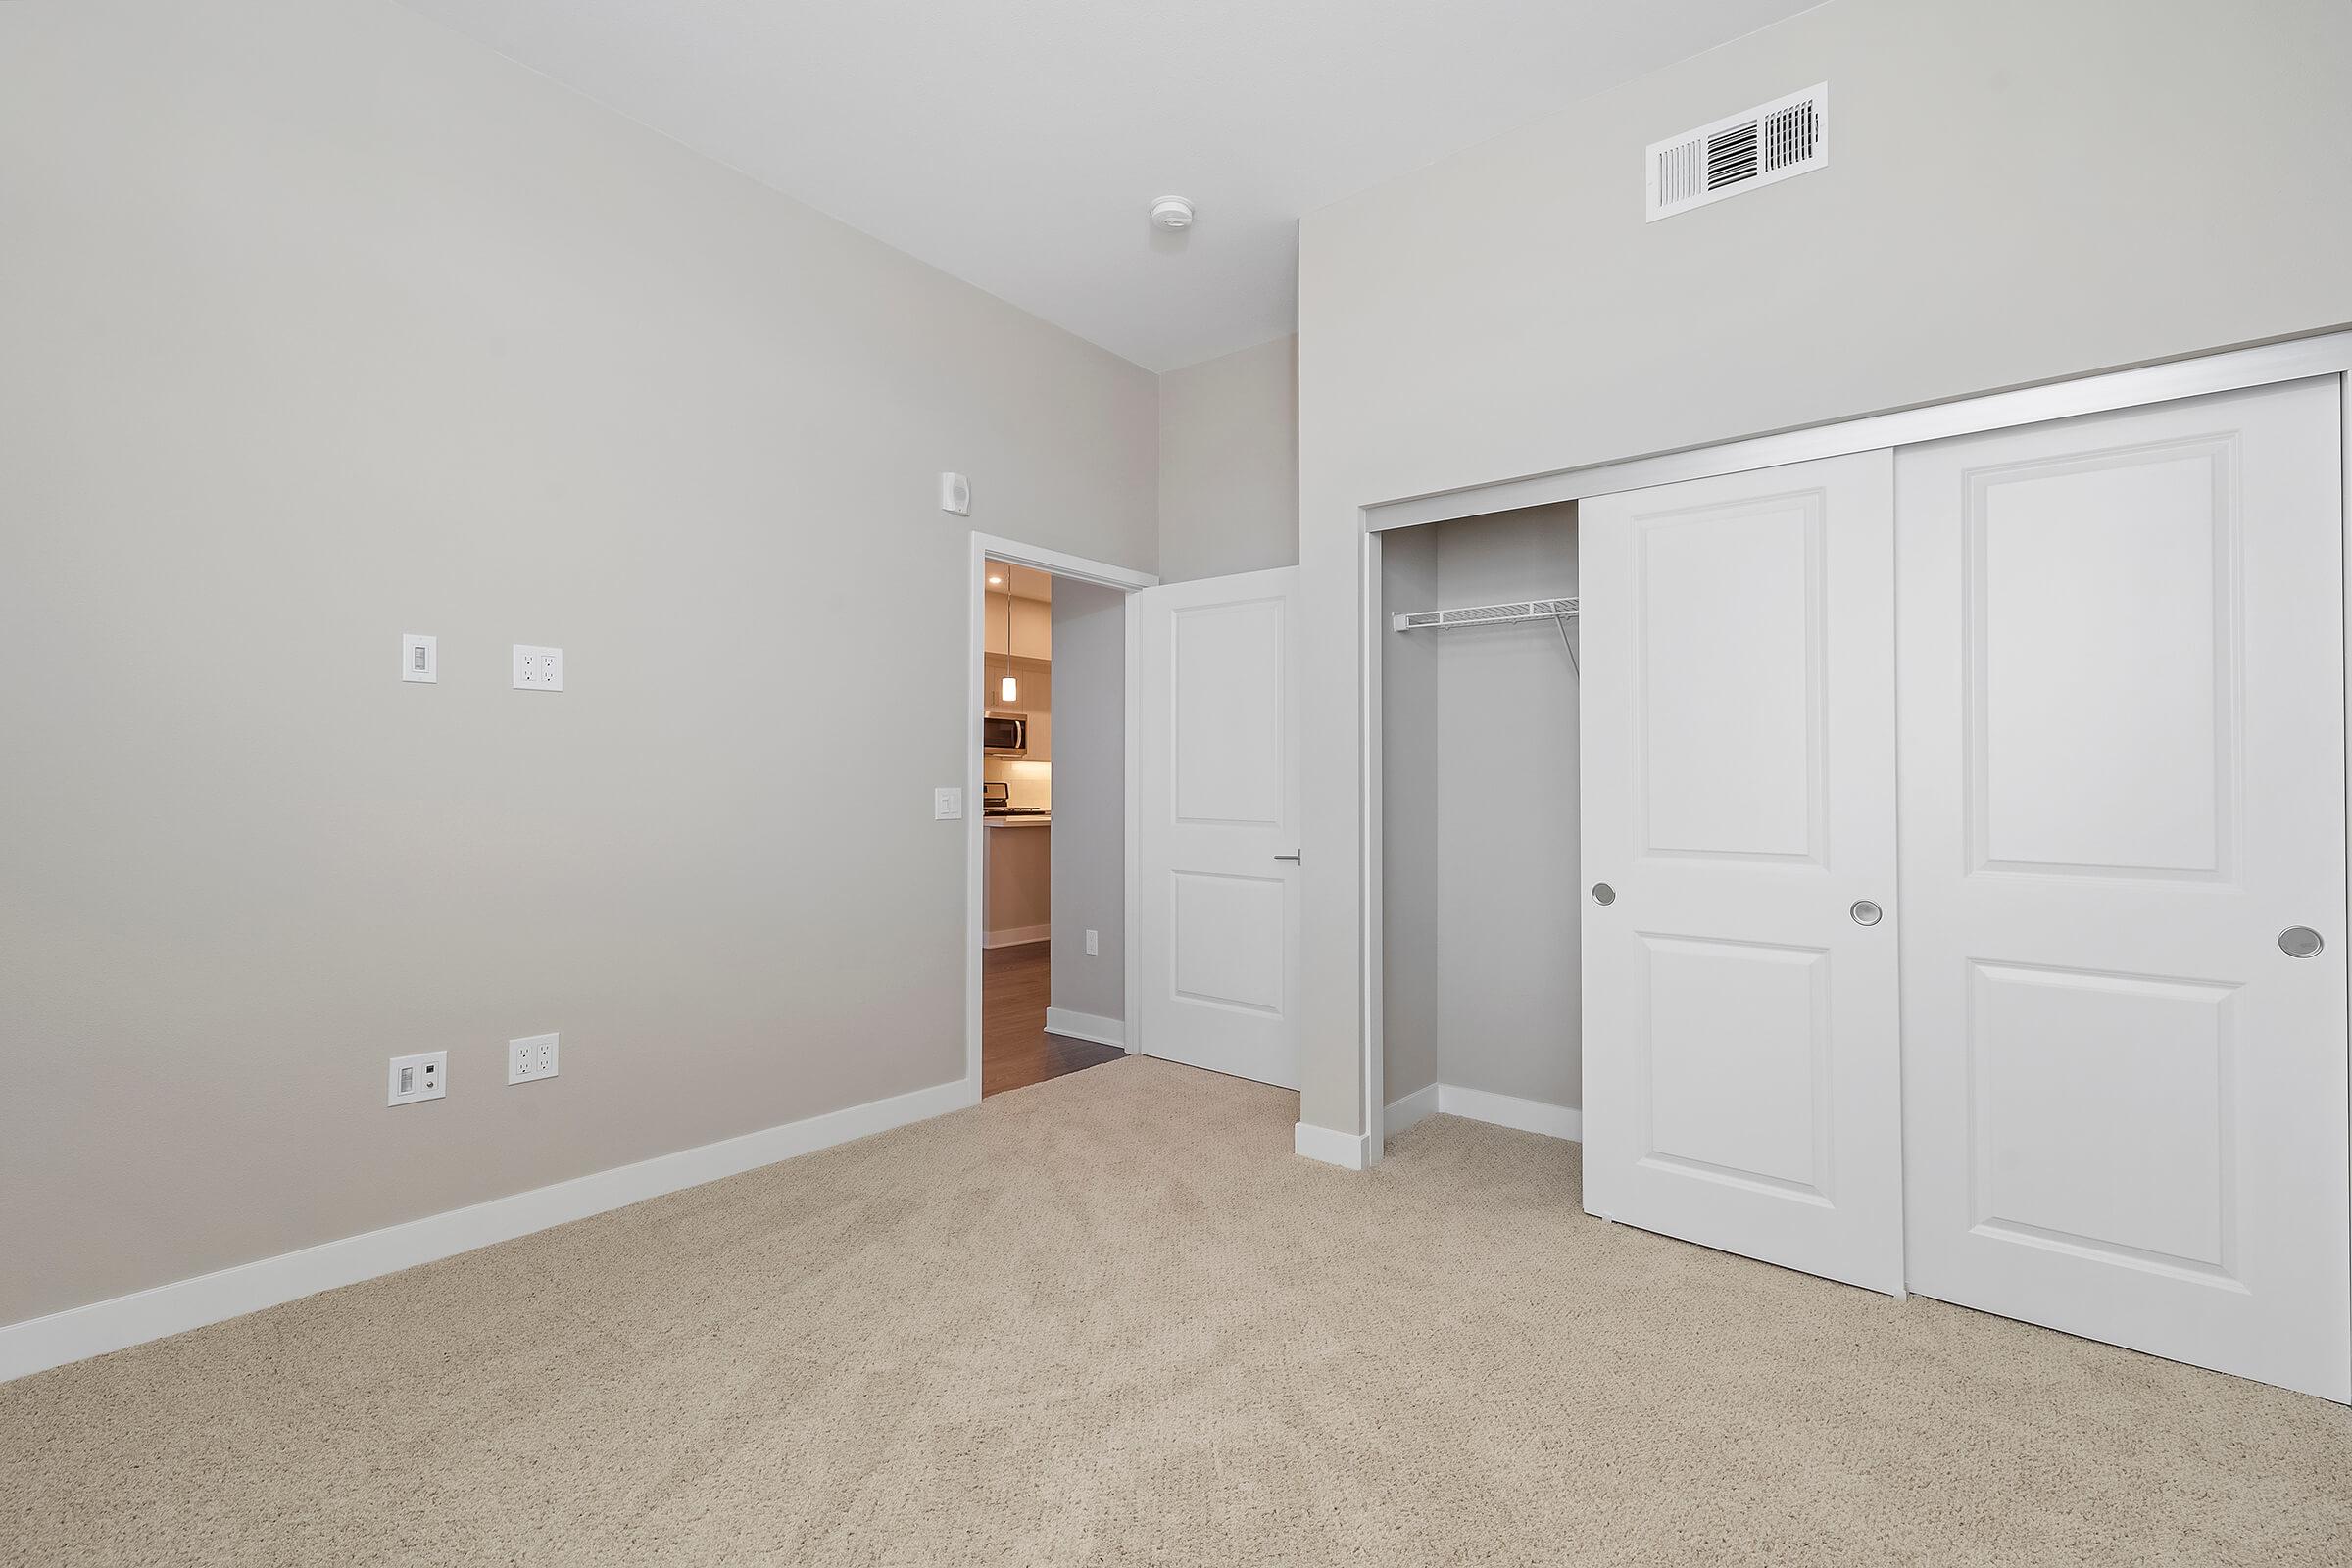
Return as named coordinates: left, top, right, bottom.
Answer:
left=0, top=1077, right=976, bottom=1385
left=1383, top=1081, right=1442, bottom=1137
left=1043, top=1007, right=1128, bottom=1050
left=1383, top=1084, right=1583, bottom=1143
left=981, top=924, right=1052, bottom=950
left=1439, top=1085, right=1583, bottom=1142
left=1294, top=1120, right=1373, bottom=1170
left=1447, top=1085, right=1583, bottom=1142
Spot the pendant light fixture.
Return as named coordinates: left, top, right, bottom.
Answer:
left=992, top=570, right=1020, bottom=705
left=998, top=572, right=1019, bottom=705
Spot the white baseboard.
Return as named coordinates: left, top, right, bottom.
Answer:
left=1293, top=1119, right=1373, bottom=1170
left=1384, top=1084, right=1583, bottom=1144
left=982, top=925, right=1051, bottom=950
left=0, top=1076, right=977, bottom=1385
left=1383, top=1081, right=1442, bottom=1137
left=1043, top=1007, right=1127, bottom=1050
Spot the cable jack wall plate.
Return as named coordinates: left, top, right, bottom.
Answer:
left=388, top=1051, right=447, bottom=1105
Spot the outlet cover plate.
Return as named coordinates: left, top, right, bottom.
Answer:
left=508, top=1032, right=559, bottom=1084
left=388, top=1050, right=447, bottom=1105
left=513, top=645, right=564, bottom=691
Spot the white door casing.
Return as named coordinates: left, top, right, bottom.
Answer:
left=1581, top=452, right=1906, bottom=1295
left=1137, top=567, right=1302, bottom=1089
left=1896, top=378, right=2350, bottom=1401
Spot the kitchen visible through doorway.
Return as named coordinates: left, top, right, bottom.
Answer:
left=979, top=560, right=1127, bottom=1096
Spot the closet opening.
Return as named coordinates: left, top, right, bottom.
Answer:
left=1377, top=500, right=1585, bottom=1149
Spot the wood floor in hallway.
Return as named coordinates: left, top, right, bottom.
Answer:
left=981, top=940, right=1122, bottom=1097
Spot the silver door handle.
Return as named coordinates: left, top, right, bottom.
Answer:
left=1274, top=851, right=1301, bottom=863
left=2279, top=926, right=2325, bottom=957
left=1850, top=900, right=1884, bottom=927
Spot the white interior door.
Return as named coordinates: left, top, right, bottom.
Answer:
left=1897, top=378, right=2350, bottom=1400
left=1581, top=452, right=1905, bottom=1294
left=1137, top=566, right=1301, bottom=1088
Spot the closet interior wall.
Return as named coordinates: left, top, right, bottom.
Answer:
left=1380, top=502, right=1582, bottom=1125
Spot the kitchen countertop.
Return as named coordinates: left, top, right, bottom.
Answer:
left=985, top=815, right=1050, bottom=829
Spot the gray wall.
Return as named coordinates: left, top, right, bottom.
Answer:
left=1157, top=335, right=1299, bottom=582
left=1382, top=507, right=1580, bottom=1117
left=1296, top=0, right=2352, bottom=1138
left=1048, top=581, right=1126, bottom=1023
left=0, top=0, right=1157, bottom=1328
left=1430, top=507, right=1581, bottom=1109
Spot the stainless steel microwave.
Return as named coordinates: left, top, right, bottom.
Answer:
left=983, top=712, right=1028, bottom=756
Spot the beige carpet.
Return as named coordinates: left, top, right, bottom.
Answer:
left=5, top=1058, right=2348, bottom=1566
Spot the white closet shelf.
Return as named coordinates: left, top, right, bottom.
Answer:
left=1390, top=597, right=1578, bottom=633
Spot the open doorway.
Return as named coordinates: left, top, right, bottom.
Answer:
left=964, top=536, right=1155, bottom=1099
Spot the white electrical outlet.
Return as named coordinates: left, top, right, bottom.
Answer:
left=387, top=1051, right=447, bottom=1105
left=508, top=1032, right=559, bottom=1084
left=934, top=787, right=962, bottom=820
left=401, top=633, right=437, bottom=683
left=1085, top=928, right=1100, bottom=956
left=512, top=644, right=564, bottom=691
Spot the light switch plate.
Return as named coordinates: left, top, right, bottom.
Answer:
left=402, top=633, right=437, bottom=683
left=388, top=1050, right=447, bottom=1105
left=508, top=1032, right=559, bottom=1084
left=513, top=645, right=564, bottom=691
left=934, top=787, right=962, bottom=820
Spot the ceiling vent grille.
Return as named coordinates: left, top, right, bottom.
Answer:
left=1647, top=83, right=1827, bottom=221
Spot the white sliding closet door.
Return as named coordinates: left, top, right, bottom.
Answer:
left=1136, top=567, right=1302, bottom=1089
left=1581, top=452, right=1904, bottom=1295
left=1896, top=380, right=2350, bottom=1400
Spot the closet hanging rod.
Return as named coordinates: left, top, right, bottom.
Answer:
left=1390, top=597, right=1578, bottom=633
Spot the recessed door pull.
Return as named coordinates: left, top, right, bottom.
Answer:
left=1851, top=900, right=1884, bottom=927
left=1591, top=883, right=1615, bottom=906
left=2279, top=926, right=2325, bottom=957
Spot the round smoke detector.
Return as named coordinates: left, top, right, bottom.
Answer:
left=1150, top=195, right=1196, bottom=230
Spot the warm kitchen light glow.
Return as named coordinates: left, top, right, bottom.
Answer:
left=1000, top=673, right=1018, bottom=703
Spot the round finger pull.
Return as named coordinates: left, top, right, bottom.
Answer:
left=1591, top=883, right=1616, bottom=906
left=1850, top=900, right=1884, bottom=927
left=2279, top=926, right=2325, bottom=958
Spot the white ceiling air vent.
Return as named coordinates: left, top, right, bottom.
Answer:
left=1646, top=82, right=1827, bottom=221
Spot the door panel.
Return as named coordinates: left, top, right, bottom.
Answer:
left=1641, top=936, right=1830, bottom=1197
left=1897, top=378, right=2350, bottom=1400
left=1583, top=451, right=1903, bottom=1295
left=1138, top=567, right=1301, bottom=1088
left=1639, top=500, right=1822, bottom=858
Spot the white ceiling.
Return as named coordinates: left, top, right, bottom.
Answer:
left=395, top=0, right=1819, bottom=371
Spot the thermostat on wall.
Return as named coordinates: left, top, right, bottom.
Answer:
left=939, top=472, right=970, bottom=515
